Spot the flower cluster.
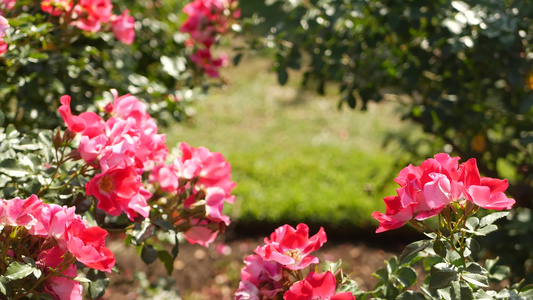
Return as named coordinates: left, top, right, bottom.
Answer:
left=0, top=195, right=115, bottom=299
left=39, top=0, right=135, bottom=44
left=59, top=90, right=168, bottom=220
left=150, top=142, right=236, bottom=247
left=235, top=223, right=353, bottom=300
left=372, top=153, right=516, bottom=233
left=180, top=0, right=240, bottom=77
left=0, top=12, right=9, bottom=54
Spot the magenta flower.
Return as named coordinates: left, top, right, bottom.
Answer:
left=372, top=153, right=464, bottom=233
left=182, top=219, right=218, bottom=247
left=373, top=153, right=515, bottom=233
left=111, top=9, right=134, bottom=44
left=189, top=48, right=229, bottom=77
left=458, top=158, right=515, bottom=210
left=1, top=195, right=115, bottom=274
left=73, top=0, right=113, bottom=32
left=86, top=163, right=150, bottom=220
left=176, top=142, right=236, bottom=203
left=58, top=95, right=105, bottom=137
left=38, top=246, right=83, bottom=300
left=236, top=254, right=284, bottom=299
left=254, top=223, right=327, bottom=270
left=283, top=271, right=355, bottom=300
left=0, top=15, right=8, bottom=37
left=41, top=0, right=73, bottom=17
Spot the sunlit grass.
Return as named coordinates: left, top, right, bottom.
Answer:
left=165, top=57, right=422, bottom=229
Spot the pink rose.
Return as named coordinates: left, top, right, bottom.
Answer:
left=182, top=219, right=218, bottom=247
left=149, top=163, right=179, bottom=193
left=372, top=153, right=464, bottom=233
left=373, top=153, right=515, bottom=233
left=458, top=158, right=515, bottom=210
left=1, top=195, right=116, bottom=274
left=189, top=48, right=229, bottom=77
left=254, top=223, right=327, bottom=270
left=41, top=0, right=73, bottom=16
left=204, top=187, right=230, bottom=225
left=73, top=0, right=113, bottom=32
left=58, top=95, right=105, bottom=137
left=38, top=246, right=83, bottom=300
left=0, top=15, right=8, bottom=37
left=283, top=271, right=355, bottom=300
left=176, top=142, right=235, bottom=203
left=111, top=10, right=135, bottom=44
left=238, top=254, right=284, bottom=298
left=86, top=163, right=150, bottom=220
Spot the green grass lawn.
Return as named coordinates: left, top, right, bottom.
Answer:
left=165, top=57, right=423, bottom=230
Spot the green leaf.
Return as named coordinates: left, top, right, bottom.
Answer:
left=5, top=261, right=35, bottom=280
left=519, top=285, right=533, bottom=299
left=157, top=250, right=175, bottom=276
left=480, top=212, right=510, bottom=227
left=465, top=217, right=479, bottom=231
left=433, top=239, right=447, bottom=258
left=450, top=280, right=473, bottom=300
left=152, top=219, right=174, bottom=231
left=373, top=267, right=389, bottom=283
left=396, top=267, right=417, bottom=288
left=400, top=240, right=430, bottom=263
left=397, top=291, right=427, bottom=300
left=233, top=53, right=243, bottom=66
left=461, top=272, right=488, bottom=287
left=277, top=68, right=288, bottom=85
left=429, top=263, right=458, bottom=289
left=171, top=234, right=180, bottom=259
left=489, top=265, right=510, bottom=282
left=141, top=244, right=158, bottom=264
left=323, top=260, right=343, bottom=274
left=387, top=256, right=398, bottom=274
left=0, top=277, right=6, bottom=295
left=337, top=278, right=360, bottom=294
left=475, top=224, right=498, bottom=236
left=464, top=262, right=486, bottom=275
left=87, top=270, right=109, bottom=299
left=132, top=220, right=155, bottom=245
left=0, top=159, right=30, bottom=177
left=446, top=250, right=462, bottom=266
left=423, top=256, right=444, bottom=271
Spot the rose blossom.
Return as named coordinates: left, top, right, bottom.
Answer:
left=254, top=223, right=327, bottom=270
left=41, top=0, right=73, bottom=16
left=283, top=271, right=355, bottom=300
left=0, top=15, right=9, bottom=54
left=85, top=163, right=150, bottom=220
left=73, top=0, right=113, bottom=32
left=38, top=246, right=83, bottom=300
left=236, top=254, right=284, bottom=299
left=372, top=153, right=465, bottom=233
left=0, top=195, right=115, bottom=274
left=111, top=9, right=135, bottom=44
left=373, top=153, right=515, bottom=233
left=175, top=142, right=236, bottom=203
left=0, top=15, right=8, bottom=37
left=189, top=48, right=229, bottom=78
left=458, top=158, right=515, bottom=210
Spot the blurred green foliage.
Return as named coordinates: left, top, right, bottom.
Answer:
left=0, top=0, right=226, bottom=131
left=239, top=0, right=533, bottom=208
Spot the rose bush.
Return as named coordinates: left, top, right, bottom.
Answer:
left=235, top=154, right=532, bottom=300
